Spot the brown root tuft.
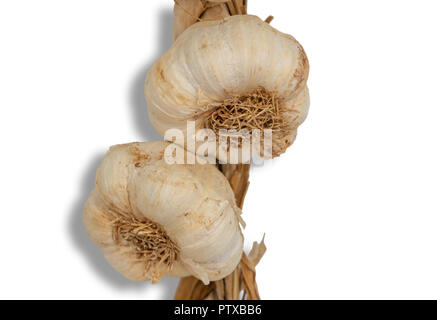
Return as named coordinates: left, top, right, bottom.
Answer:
left=205, top=87, right=296, bottom=157
left=112, top=216, right=179, bottom=283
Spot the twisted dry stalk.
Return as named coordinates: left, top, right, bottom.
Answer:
left=173, top=0, right=248, bottom=40
left=171, top=1, right=268, bottom=301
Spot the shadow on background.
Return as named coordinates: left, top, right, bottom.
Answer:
left=68, top=8, right=179, bottom=299
left=129, top=8, right=173, bottom=142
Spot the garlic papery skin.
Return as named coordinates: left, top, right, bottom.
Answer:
left=145, top=15, right=310, bottom=161
left=83, top=141, right=244, bottom=284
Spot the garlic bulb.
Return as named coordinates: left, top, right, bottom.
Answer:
left=83, top=141, right=244, bottom=284
left=145, top=15, right=309, bottom=160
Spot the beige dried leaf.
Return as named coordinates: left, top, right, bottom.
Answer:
left=248, top=235, right=267, bottom=267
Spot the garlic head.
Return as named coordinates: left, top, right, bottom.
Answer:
left=145, top=15, right=310, bottom=160
left=83, top=141, right=244, bottom=284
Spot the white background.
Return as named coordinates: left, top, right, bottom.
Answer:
left=1, top=0, right=436, bottom=300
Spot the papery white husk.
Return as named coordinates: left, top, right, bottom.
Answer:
left=145, top=15, right=310, bottom=161
left=83, top=141, right=244, bottom=284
